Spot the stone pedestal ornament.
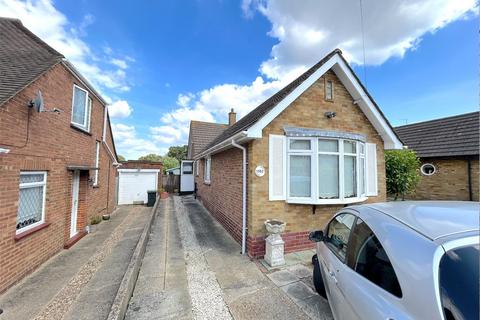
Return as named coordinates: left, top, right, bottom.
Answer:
left=264, top=219, right=286, bottom=267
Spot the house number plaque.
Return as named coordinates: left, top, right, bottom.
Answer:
left=255, top=166, right=265, bottom=177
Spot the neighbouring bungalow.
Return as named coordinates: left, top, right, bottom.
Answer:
left=0, top=18, right=118, bottom=292
left=395, top=112, right=479, bottom=201
left=187, top=49, right=403, bottom=258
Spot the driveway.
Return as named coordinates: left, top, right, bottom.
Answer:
left=126, top=195, right=332, bottom=319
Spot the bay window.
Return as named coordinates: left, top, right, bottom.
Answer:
left=286, top=136, right=367, bottom=204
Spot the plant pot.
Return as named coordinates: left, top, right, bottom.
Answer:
left=160, top=191, right=169, bottom=199
left=264, top=219, right=286, bottom=235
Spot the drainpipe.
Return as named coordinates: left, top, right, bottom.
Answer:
left=232, top=139, right=247, bottom=255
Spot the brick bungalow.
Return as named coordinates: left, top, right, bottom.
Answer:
left=188, top=49, right=403, bottom=258
left=395, top=112, right=479, bottom=201
left=0, top=18, right=118, bottom=292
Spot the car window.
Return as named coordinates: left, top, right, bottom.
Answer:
left=439, top=245, right=479, bottom=320
left=347, top=218, right=402, bottom=298
left=326, top=213, right=355, bottom=261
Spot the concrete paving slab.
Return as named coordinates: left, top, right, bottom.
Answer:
left=228, top=287, right=310, bottom=320
left=280, top=280, right=317, bottom=303
left=125, top=198, right=192, bottom=320
left=295, top=295, right=333, bottom=320
left=266, top=269, right=300, bottom=286
left=287, top=264, right=313, bottom=279
left=0, top=206, right=135, bottom=320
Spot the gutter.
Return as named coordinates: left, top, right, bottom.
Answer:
left=194, top=131, right=248, bottom=160
left=231, top=139, right=247, bottom=255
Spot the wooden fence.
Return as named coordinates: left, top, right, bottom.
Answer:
left=162, top=174, right=180, bottom=193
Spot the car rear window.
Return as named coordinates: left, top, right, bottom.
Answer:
left=439, top=244, right=479, bottom=320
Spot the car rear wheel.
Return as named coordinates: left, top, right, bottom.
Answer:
left=312, top=254, right=327, bottom=299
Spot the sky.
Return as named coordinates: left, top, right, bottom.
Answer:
left=0, top=0, right=478, bottom=159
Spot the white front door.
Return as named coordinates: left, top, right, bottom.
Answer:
left=70, top=170, right=80, bottom=237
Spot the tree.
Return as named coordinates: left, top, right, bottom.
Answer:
left=117, top=155, right=126, bottom=162
left=161, top=156, right=179, bottom=172
left=138, top=153, right=162, bottom=162
left=167, top=145, right=187, bottom=163
left=385, top=149, right=421, bottom=200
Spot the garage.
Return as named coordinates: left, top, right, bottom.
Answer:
left=118, top=169, right=160, bottom=205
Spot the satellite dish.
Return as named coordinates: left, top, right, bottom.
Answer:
left=30, top=90, right=44, bottom=112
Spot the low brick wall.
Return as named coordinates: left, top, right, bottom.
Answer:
left=247, top=231, right=315, bottom=258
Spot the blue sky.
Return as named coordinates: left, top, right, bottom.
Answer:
left=1, top=0, right=478, bottom=159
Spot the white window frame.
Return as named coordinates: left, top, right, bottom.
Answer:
left=94, top=141, right=100, bottom=186
left=286, top=137, right=367, bottom=205
left=17, top=171, right=47, bottom=234
left=195, top=160, right=199, bottom=176
left=204, top=156, right=211, bottom=184
left=71, top=84, right=90, bottom=131
left=325, top=79, right=334, bottom=101
left=421, top=163, right=436, bottom=176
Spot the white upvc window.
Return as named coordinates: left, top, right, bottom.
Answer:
left=195, top=160, right=199, bottom=176
left=94, top=141, right=100, bottom=186
left=325, top=79, right=334, bottom=101
left=287, top=137, right=367, bottom=204
left=17, top=171, right=47, bottom=233
left=71, top=85, right=91, bottom=131
left=204, top=156, right=211, bottom=184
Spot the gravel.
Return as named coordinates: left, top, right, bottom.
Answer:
left=33, top=207, right=140, bottom=320
left=174, top=196, right=233, bottom=320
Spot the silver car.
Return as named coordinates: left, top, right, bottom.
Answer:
left=309, top=201, right=479, bottom=320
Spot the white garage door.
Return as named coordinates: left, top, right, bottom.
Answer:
left=118, top=169, right=159, bottom=205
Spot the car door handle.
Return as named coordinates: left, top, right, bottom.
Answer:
left=328, top=270, right=338, bottom=283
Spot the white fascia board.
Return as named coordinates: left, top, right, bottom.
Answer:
left=332, top=59, right=403, bottom=149
left=245, top=53, right=402, bottom=150
left=118, top=169, right=160, bottom=173
left=246, top=56, right=338, bottom=138
left=193, top=131, right=249, bottom=160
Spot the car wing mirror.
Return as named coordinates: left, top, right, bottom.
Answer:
left=309, top=230, right=324, bottom=242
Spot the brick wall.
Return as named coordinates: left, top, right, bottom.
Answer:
left=246, top=70, right=386, bottom=257
left=119, top=160, right=163, bottom=191
left=194, top=70, right=388, bottom=258
left=413, top=157, right=479, bottom=201
left=0, top=63, right=117, bottom=293
left=195, top=148, right=244, bottom=244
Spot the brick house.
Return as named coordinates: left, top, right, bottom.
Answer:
left=395, top=112, right=479, bottom=201
left=188, top=49, right=403, bottom=258
left=0, top=18, right=118, bottom=293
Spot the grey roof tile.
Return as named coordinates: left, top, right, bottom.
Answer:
left=0, top=17, right=64, bottom=106
left=395, top=112, right=479, bottom=157
left=187, top=121, right=228, bottom=158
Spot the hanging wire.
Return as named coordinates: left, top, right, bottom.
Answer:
left=359, top=0, right=367, bottom=88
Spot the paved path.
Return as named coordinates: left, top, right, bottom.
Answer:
left=0, top=205, right=152, bottom=320
left=127, top=195, right=312, bottom=320
left=125, top=197, right=192, bottom=319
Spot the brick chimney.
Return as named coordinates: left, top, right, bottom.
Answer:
left=228, top=108, right=236, bottom=126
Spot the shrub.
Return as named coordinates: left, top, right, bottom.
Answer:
left=90, top=215, right=102, bottom=225
left=385, top=149, right=421, bottom=200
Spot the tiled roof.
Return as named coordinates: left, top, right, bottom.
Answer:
left=187, top=120, right=228, bottom=158
left=0, top=17, right=64, bottom=106
left=395, top=112, right=479, bottom=157
left=201, top=48, right=399, bottom=153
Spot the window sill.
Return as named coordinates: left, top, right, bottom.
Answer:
left=286, top=196, right=368, bottom=205
left=204, top=181, right=211, bottom=185
left=14, top=222, right=50, bottom=241
left=70, top=124, right=92, bottom=136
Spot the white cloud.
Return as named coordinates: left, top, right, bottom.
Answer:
left=176, top=93, right=194, bottom=107
left=0, top=0, right=132, bottom=93
left=108, top=100, right=133, bottom=118
left=149, top=0, right=477, bottom=152
left=110, top=58, right=128, bottom=69
left=244, top=0, right=478, bottom=79
left=112, top=123, right=165, bottom=159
